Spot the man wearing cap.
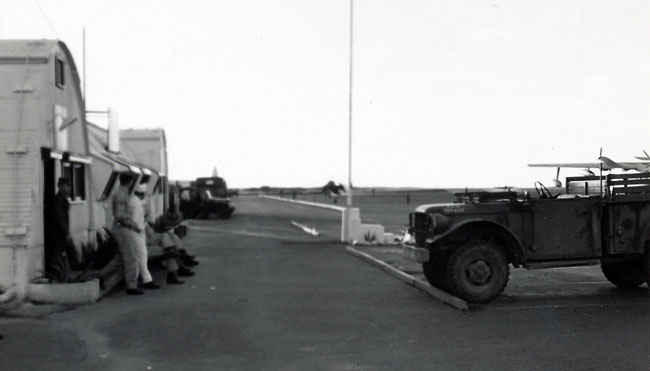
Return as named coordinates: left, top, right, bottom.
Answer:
left=46, top=177, right=74, bottom=282
left=112, top=173, right=159, bottom=295
left=133, top=183, right=159, bottom=289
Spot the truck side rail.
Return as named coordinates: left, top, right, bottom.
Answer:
left=607, top=172, right=650, bottom=200
left=565, top=172, right=650, bottom=200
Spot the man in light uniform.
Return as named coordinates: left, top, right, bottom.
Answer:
left=133, top=183, right=159, bottom=289
left=112, top=173, right=159, bottom=295
left=143, top=194, right=190, bottom=284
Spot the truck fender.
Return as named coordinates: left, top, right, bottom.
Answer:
left=430, top=219, right=526, bottom=266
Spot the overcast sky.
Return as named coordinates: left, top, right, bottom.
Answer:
left=3, top=1, right=649, bottom=188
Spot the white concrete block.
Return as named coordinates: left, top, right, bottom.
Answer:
left=341, top=207, right=361, bottom=242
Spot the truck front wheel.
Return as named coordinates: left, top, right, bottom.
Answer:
left=422, top=250, right=449, bottom=290
left=445, top=240, right=509, bottom=304
left=601, top=259, right=646, bottom=288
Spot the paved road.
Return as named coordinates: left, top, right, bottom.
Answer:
left=2, top=196, right=649, bottom=370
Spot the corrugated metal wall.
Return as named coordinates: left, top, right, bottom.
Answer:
left=0, top=130, right=36, bottom=286
left=0, top=51, right=50, bottom=286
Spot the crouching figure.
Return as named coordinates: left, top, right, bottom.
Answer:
left=145, top=210, right=198, bottom=284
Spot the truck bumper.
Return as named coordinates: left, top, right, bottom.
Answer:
left=402, top=244, right=429, bottom=263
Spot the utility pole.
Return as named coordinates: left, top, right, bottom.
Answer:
left=347, top=0, right=354, bottom=207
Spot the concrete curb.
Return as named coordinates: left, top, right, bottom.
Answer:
left=345, top=246, right=469, bottom=311
left=26, top=280, right=100, bottom=305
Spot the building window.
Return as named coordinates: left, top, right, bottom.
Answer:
left=62, top=161, right=85, bottom=201
left=55, top=58, right=65, bottom=89
left=73, top=163, right=85, bottom=201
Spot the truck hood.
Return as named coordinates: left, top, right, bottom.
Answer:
left=415, top=202, right=509, bottom=217
left=414, top=203, right=460, bottom=213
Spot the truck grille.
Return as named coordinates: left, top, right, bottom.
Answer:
left=410, top=212, right=431, bottom=230
left=409, top=212, right=432, bottom=246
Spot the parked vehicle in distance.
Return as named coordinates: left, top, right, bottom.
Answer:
left=403, top=172, right=650, bottom=304
left=177, top=176, right=235, bottom=219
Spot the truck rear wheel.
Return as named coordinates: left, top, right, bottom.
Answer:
left=601, top=259, right=646, bottom=288
left=445, top=240, right=509, bottom=304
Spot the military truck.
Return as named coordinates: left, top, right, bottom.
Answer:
left=177, top=176, right=235, bottom=219
left=403, top=172, right=650, bottom=303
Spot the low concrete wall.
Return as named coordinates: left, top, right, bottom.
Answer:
left=260, top=195, right=345, bottom=212
left=261, top=195, right=349, bottom=241
left=260, top=195, right=391, bottom=244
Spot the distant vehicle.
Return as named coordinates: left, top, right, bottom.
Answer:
left=177, top=176, right=235, bottom=219
left=322, top=180, right=345, bottom=195
left=403, top=171, right=650, bottom=304
left=322, top=180, right=346, bottom=202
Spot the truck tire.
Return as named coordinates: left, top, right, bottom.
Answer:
left=422, top=251, right=449, bottom=290
left=601, top=260, right=646, bottom=288
left=445, top=240, right=509, bottom=304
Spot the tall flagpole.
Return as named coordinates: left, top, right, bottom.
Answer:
left=347, top=0, right=354, bottom=207
left=82, top=27, right=87, bottom=104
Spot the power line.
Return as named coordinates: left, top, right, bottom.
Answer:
left=32, top=0, right=58, bottom=37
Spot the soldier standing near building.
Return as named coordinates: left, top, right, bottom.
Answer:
left=133, top=183, right=159, bottom=289
left=112, top=173, right=159, bottom=295
left=46, top=177, right=73, bottom=282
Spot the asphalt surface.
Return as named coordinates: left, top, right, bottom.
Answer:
left=1, top=196, right=649, bottom=371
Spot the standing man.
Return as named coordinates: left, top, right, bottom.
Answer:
left=46, top=177, right=73, bottom=282
left=133, top=183, right=159, bottom=289
left=112, top=173, right=158, bottom=295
